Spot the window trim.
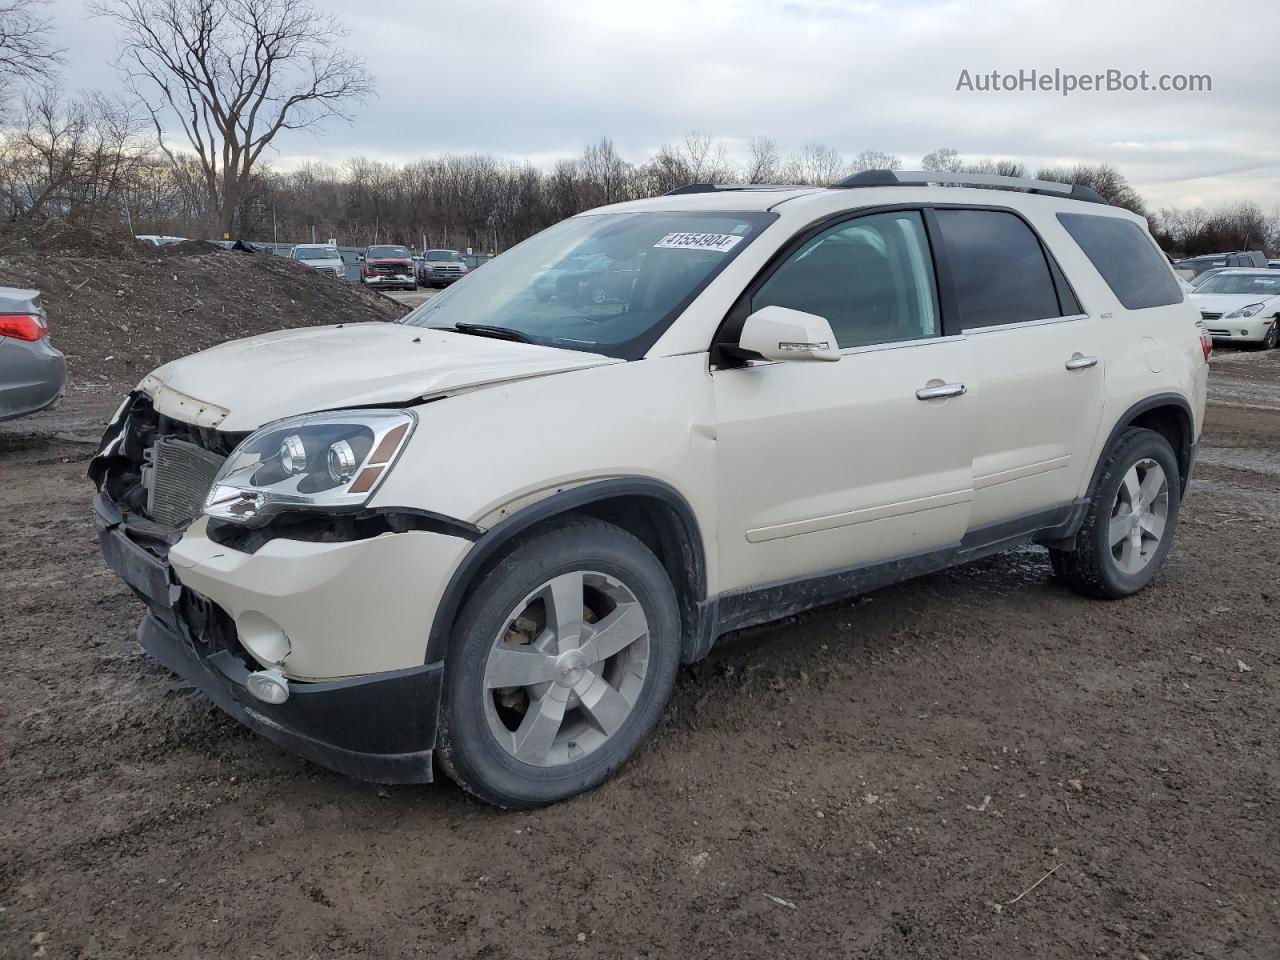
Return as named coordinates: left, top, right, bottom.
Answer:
left=710, top=201, right=1087, bottom=365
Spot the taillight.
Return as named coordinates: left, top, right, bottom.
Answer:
left=0, top=313, right=47, bottom=341
left=1199, top=326, right=1213, bottom=363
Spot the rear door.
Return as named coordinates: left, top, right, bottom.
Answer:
left=930, top=208, right=1105, bottom=531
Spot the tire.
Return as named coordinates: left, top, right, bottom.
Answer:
left=1049, top=427, right=1181, bottom=599
left=1263, top=319, right=1278, bottom=350
left=437, top=517, right=681, bottom=808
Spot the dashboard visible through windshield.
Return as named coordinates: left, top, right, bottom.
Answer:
left=402, top=211, right=777, bottom=358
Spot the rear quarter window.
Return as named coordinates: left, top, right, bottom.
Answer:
left=1056, top=213, right=1182, bottom=310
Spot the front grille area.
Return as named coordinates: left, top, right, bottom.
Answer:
left=146, top=437, right=226, bottom=527
left=1201, top=311, right=1223, bottom=321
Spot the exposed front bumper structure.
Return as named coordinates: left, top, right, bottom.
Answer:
left=94, top=492, right=444, bottom=783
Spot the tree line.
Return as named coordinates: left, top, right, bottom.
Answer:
left=0, top=0, right=1274, bottom=258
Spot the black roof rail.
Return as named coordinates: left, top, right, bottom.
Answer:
left=831, top=169, right=1108, bottom=205
left=662, top=183, right=811, bottom=196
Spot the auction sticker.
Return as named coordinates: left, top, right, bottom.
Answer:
left=653, top=232, right=745, bottom=253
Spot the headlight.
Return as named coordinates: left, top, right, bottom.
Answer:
left=1224, top=302, right=1266, bottom=319
left=204, top=409, right=415, bottom=525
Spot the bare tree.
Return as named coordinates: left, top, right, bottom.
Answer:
left=0, top=0, right=62, bottom=83
left=848, top=149, right=901, bottom=174
left=94, top=0, right=373, bottom=235
left=921, top=147, right=962, bottom=172
left=784, top=142, right=845, bottom=186
left=745, top=136, right=780, bottom=183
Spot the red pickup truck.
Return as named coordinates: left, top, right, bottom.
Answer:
left=360, top=244, right=417, bottom=291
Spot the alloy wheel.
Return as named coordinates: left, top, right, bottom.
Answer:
left=1108, top=458, right=1169, bottom=575
left=482, top=570, right=650, bottom=767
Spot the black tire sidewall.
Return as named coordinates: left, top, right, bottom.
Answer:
left=1085, top=430, right=1182, bottom=596
left=440, top=521, right=681, bottom=808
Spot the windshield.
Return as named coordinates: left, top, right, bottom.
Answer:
left=294, top=247, right=335, bottom=261
left=1196, top=273, right=1280, bottom=296
left=403, top=211, right=776, bottom=358
left=368, top=245, right=411, bottom=259
left=426, top=250, right=461, bottom=261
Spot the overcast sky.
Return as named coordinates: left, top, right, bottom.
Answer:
left=50, top=0, right=1280, bottom=210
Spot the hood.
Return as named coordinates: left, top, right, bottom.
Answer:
left=367, top=257, right=413, bottom=265
left=1190, top=292, right=1280, bottom=314
left=140, top=322, right=620, bottom=432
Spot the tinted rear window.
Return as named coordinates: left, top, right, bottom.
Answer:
left=1057, top=213, right=1182, bottom=309
left=933, top=209, right=1062, bottom=329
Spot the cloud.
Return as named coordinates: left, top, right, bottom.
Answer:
left=53, top=0, right=1280, bottom=209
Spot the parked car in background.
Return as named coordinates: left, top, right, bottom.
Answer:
left=361, top=244, right=417, bottom=291
left=136, top=234, right=191, bottom=247
left=1, top=286, right=66, bottom=421
left=418, top=249, right=469, bottom=287
left=91, top=169, right=1208, bottom=808
left=1189, top=268, right=1226, bottom=289
left=290, top=242, right=346, bottom=279
left=1190, top=268, right=1280, bottom=348
left=1176, top=251, right=1268, bottom=277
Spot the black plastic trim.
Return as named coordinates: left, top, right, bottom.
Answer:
left=425, top=478, right=709, bottom=663
left=711, top=501, right=1087, bottom=638
left=1088, top=393, right=1196, bottom=495
left=140, top=614, right=439, bottom=783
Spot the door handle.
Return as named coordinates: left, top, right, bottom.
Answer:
left=915, top=383, right=967, bottom=400
left=1065, top=355, right=1099, bottom=370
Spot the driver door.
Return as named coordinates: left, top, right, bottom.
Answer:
left=711, top=209, right=976, bottom=594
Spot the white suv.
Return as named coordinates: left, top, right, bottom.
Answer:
left=92, top=171, right=1210, bottom=808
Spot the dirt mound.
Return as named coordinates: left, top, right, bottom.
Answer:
left=0, top=218, right=153, bottom=259
left=0, top=242, right=408, bottom=389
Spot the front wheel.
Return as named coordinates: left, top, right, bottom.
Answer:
left=1049, top=427, right=1181, bottom=599
left=437, top=518, right=681, bottom=808
left=1263, top=319, right=1278, bottom=350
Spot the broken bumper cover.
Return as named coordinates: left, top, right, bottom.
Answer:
left=94, top=493, right=442, bottom=783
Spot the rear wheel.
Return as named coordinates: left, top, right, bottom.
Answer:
left=1049, top=427, right=1181, bottom=599
left=437, top=518, right=681, bottom=808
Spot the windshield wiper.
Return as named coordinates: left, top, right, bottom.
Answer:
left=447, top=322, right=536, bottom=344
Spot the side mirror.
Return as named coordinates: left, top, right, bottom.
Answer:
left=737, top=305, right=840, bottom=362
left=357, top=254, right=366, bottom=262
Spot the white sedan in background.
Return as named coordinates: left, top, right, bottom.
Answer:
left=1190, top=269, right=1280, bottom=348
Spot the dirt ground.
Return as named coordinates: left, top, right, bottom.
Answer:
left=2, top=340, right=1278, bottom=959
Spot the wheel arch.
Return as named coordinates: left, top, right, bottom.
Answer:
left=1090, top=394, right=1195, bottom=497
left=425, top=478, right=710, bottom=665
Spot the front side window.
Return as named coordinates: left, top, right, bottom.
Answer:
left=1193, top=272, right=1280, bottom=297
left=934, top=209, right=1062, bottom=329
left=404, top=211, right=776, bottom=358
left=1057, top=212, right=1182, bottom=310
left=751, top=210, right=940, bottom=349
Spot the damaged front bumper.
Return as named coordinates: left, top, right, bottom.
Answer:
left=94, top=492, right=443, bottom=783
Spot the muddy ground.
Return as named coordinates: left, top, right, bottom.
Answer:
left=2, top=346, right=1278, bottom=960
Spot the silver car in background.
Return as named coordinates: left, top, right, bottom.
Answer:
left=0, top=287, right=66, bottom=421
left=418, top=249, right=469, bottom=287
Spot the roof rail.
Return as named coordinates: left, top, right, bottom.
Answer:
left=832, top=169, right=1108, bottom=205
left=662, top=183, right=810, bottom=196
